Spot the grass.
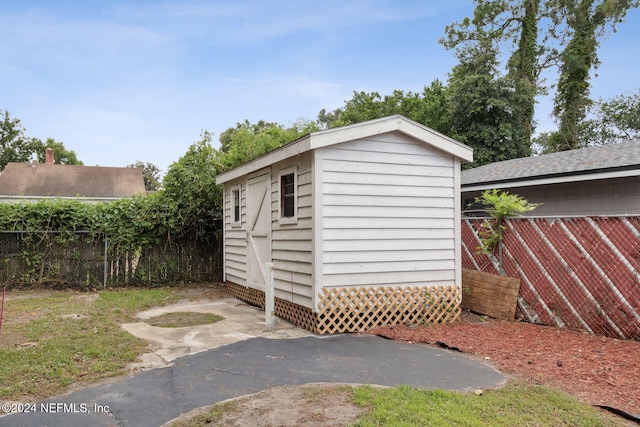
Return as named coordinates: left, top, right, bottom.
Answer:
left=145, top=311, right=224, bottom=328
left=0, top=288, right=184, bottom=400
left=0, top=290, right=630, bottom=426
left=171, top=381, right=626, bottom=426
left=350, top=381, right=627, bottom=426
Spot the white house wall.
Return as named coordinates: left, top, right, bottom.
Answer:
left=270, top=152, right=314, bottom=309
left=318, top=133, right=457, bottom=289
left=462, top=176, right=640, bottom=217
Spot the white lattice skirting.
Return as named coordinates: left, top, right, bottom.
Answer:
left=316, top=286, right=461, bottom=334
left=227, top=282, right=461, bottom=334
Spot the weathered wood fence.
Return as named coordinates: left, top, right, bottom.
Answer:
left=0, top=230, right=223, bottom=289
left=462, top=217, right=640, bottom=340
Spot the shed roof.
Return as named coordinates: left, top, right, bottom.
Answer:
left=0, top=163, right=147, bottom=199
left=461, top=140, right=640, bottom=191
left=216, top=115, right=473, bottom=184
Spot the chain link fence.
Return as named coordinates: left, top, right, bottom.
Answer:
left=462, top=216, right=640, bottom=340
left=0, top=230, right=223, bottom=289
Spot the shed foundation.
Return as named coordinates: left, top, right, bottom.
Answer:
left=227, top=282, right=461, bottom=334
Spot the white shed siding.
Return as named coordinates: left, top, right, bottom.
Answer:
left=270, top=152, right=314, bottom=308
left=319, top=133, right=457, bottom=288
left=222, top=178, right=247, bottom=285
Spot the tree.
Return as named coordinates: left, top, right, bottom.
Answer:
left=127, top=161, right=162, bottom=192
left=219, top=119, right=318, bottom=170
left=421, top=80, right=451, bottom=135
left=446, top=39, right=528, bottom=167
left=584, top=89, right=640, bottom=144
left=0, top=109, right=39, bottom=170
left=34, top=138, right=83, bottom=165
left=1, top=110, right=83, bottom=170
left=549, top=0, right=638, bottom=151
left=162, top=131, right=223, bottom=236
left=441, top=0, right=542, bottom=151
left=317, top=81, right=451, bottom=135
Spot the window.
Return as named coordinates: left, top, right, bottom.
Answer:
left=279, top=167, right=297, bottom=224
left=231, top=185, right=241, bottom=227
left=281, top=174, right=295, bottom=217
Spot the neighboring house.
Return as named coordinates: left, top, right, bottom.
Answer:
left=461, top=140, right=640, bottom=216
left=0, top=148, right=146, bottom=203
left=215, top=115, right=473, bottom=333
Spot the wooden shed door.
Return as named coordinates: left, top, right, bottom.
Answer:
left=246, top=173, right=271, bottom=289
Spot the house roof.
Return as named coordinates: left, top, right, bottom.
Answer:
left=461, top=140, right=640, bottom=191
left=216, top=115, right=473, bottom=184
left=0, top=163, right=147, bottom=200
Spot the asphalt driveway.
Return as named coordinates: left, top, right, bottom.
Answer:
left=2, top=333, right=505, bottom=427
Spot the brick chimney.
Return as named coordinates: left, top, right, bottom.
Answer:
left=45, top=148, right=55, bottom=164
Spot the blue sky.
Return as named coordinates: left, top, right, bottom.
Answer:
left=2, top=1, right=639, bottom=173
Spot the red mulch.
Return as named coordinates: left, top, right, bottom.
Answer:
left=367, top=313, right=640, bottom=416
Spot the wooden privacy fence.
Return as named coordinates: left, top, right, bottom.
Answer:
left=462, top=217, right=640, bottom=340
left=0, top=231, right=223, bottom=288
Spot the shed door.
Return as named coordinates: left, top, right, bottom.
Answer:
left=246, top=173, right=271, bottom=289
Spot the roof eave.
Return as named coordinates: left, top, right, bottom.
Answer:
left=462, top=166, right=640, bottom=192
left=310, top=115, right=473, bottom=162
left=215, top=116, right=474, bottom=185
left=215, top=136, right=312, bottom=184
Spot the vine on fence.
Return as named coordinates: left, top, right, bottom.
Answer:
left=0, top=192, right=221, bottom=287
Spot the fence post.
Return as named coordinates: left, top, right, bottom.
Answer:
left=264, top=262, right=275, bottom=331
left=103, top=237, right=108, bottom=290
left=0, top=287, right=5, bottom=334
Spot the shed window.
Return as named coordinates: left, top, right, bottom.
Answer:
left=231, top=185, right=241, bottom=227
left=281, top=174, right=295, bottom=217
left=279, top=167, right=297, bottom=225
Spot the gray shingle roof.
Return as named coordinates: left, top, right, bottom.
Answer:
left=0, top=163, right=146, bottom=199
left=461, top=140, right=640, bottom=187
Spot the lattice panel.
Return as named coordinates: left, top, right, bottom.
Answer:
left=316, top=286, right=462, bottom=334
left=227, top=282, right=265, bottom=308
left=226, top=282, right=462, bottom=335
left=226, top=282, right=319, bottom=332
left=274, top=298, right=318, bottom=333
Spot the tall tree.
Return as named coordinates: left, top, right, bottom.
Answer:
left=511, top=0, right=541, bottom=149
left=127, top=161, right=162, bottom=192
left=441, top=0, right=541, bottom=153
left=447, top=39, right=527, bottom=167
left=549, top=0, right=638, bottom=151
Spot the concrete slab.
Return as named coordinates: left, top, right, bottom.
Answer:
left=121, top=298, right=311, bottom=368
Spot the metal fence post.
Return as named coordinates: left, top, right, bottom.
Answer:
left=264, top=262, right=275, bottom=331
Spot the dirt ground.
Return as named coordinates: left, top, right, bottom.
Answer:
left=167, top=383, right=366, bottom=427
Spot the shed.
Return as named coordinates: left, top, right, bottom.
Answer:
left=216, top=115, right=473, bottom=333
left=461, top=140, right=640, bottom=216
